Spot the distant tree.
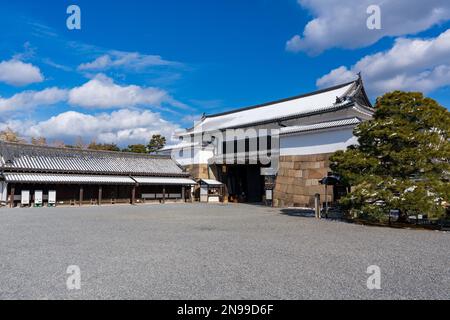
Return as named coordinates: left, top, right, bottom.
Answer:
left=147, top=134, right=166, bottom=154
left=31, top=136, right=47, bottom=146
left=123, top=144, right=148, bottom=154
left=74, top=137, right=86, bottom=149
left=88, top=141, right=120, bottom=152
left=330, top=91, right=450, bottom=222
left=51, top=140, right=67, bottom=148
left=0, top=128, right=26, bottom=143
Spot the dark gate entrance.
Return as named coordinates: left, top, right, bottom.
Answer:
left=220, top=164, right=265, bottom=203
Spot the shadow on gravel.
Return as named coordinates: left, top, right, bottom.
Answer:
left=279, top=207, right=449, bottom=231
left=279, top=208, right=316, bottom=218
left=279, top=207, right=345, bottom=220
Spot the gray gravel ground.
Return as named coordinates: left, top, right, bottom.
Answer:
left=0, top=203, right=449, bottom=300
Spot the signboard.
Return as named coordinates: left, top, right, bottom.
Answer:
left=21, top=190, right=30, bottom=206
left=0, top=182, right=7, bottom=204
left=266, top=189, right=273, bottom=201
left=200, top=186, right=208, bottom=202
left=261, top=167, right=277, bottom=176
left=48, top=190, right=57, bottom=205
left=264, top=175, right=276, bottom=190
left=35, top=190, right=43, bottom=206
left=209, top=196, right=220, bottom=203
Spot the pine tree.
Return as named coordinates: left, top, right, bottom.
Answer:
left=147, top=134, right=166, bottom=154
left=330, top=91, right=450, bottom=222
left=123, top=144, right=148, bottom=154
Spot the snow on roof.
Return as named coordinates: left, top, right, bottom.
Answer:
left=132, top=176, right=197, bottom=185
left=280, top=118, right=362, bottom=136
left=200, top=179, right=224, bottom=186
left=187, top=80, right=357, bottom=133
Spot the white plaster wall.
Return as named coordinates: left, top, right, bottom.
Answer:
left=171, top=125, right=360, bottom=164
left=280, top=127, right=357, bottom=156
left=171, top=147, right=214, bottom=166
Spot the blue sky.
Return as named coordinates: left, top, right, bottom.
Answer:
left=0, top=0, right=449, bottom=146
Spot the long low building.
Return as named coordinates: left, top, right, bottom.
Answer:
left=0, top=142, right=196, bottom=207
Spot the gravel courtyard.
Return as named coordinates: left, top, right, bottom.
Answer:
left=0, top=203, right=448, bottom=300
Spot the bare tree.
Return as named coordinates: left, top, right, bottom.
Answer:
left=31, top=136, right=48, bottom=146
left=0, top=128, right=26, bottom=143
left=74, top=136, right=86, bottom=149
left=51, top=140, right=67, bottom=148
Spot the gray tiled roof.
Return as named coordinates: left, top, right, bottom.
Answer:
left=279, top=117, right=362, bottom=136
left=0, top=142, right=187, bottom=177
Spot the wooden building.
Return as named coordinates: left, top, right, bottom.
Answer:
left=0, top=142, right=196, bottom=208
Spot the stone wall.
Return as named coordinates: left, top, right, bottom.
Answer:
left=183, top=164, right=210, bottom=180
left=273, top=153, right=333, bottom=208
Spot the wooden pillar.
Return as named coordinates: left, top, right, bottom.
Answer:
left=79, top=186, right=83, bottom=207
left=162, top=185, right=166, bottom=204
left=131, top=185, right=136, bottom=205
left=98, top=186, right=102, bottom=206
left=182, top=186, right=186, bottom=202
left=9, top=184, right=15, bottom=208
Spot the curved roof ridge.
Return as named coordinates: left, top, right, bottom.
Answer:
left=203, top=79, right=358, bottom=119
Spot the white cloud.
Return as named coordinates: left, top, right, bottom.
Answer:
left=2, top=109, right=180, bottom=146
left=0, top=59, right=44, bottom=86
left=42, top=58, right=72, bottom=72
left=316, top=66, right=356, bottom=87
left=0, top=74, right=188, bottom=119
left=78, top=50, right=176, bottom=72
left=0, top=87, right=68, bottom=115
left=68, top=74, right=178, bottom=109
left=317, top=29, right=450, bottom=97
left=287, top=0, right=450, bottom=55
